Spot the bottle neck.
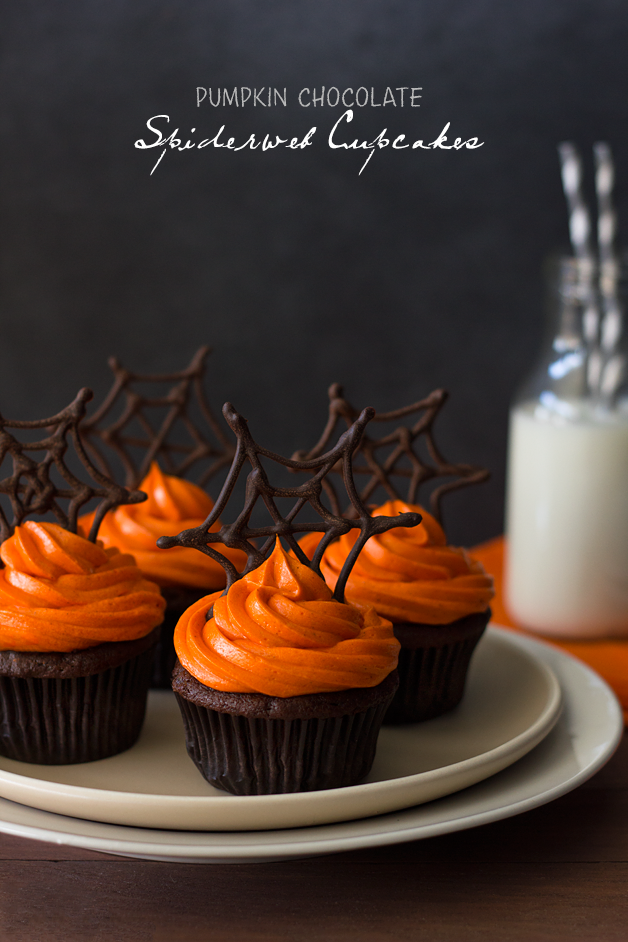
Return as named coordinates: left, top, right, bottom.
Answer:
left=515, top=255, right=627, bottom=412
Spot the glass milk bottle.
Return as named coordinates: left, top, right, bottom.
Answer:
left=505, top=256, right=628, bottom=638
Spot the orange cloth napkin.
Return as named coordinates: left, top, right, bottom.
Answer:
left=471, top=536, right=628, bottom=722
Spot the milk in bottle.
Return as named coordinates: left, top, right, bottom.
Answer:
left=505, top=256, right=628, bottom=637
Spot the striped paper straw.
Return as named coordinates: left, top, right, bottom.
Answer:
left=558, top=143, right=599, bottom=396
left=558, top=142, right=594, bottom=259
left=594, top=142, right=624, bottom=402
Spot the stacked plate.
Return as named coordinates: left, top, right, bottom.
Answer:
left=0, top=627, right=621, bottom=863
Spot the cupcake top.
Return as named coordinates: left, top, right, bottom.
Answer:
left=300, top=499, right=494, bottom=625
left=174, top=540, right=400, bottom=696
left=80, top=462, right=246, bottom=589
left=0, top=521, right=165, bottom=652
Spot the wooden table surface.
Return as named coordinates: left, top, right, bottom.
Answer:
left=1, top=735, right=627, bottom=942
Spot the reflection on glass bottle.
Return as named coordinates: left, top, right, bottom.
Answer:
left=506, top=256, right=628, bottom=638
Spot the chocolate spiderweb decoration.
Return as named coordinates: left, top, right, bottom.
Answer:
left=0, top=388, right=146, bottom=545
left=157, top=403, right=421, bottom=603
left=294, top=384, right=489, bottom=524
left=83, top=346, right=235, bottom=489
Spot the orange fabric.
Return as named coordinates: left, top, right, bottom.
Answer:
left=174, top=541, right=400, bottom=696
left=80, top=462, right=246, bottom=589
left=0, top=521, right=165, bottom=652
left=300, top=501, right=494, bottom=624
left=471, top=536, right=628, bottom=721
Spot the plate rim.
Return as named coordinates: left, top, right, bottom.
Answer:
left=0, top=626, right=621, bottom=860
left=0, top=629, right=561, bottom=831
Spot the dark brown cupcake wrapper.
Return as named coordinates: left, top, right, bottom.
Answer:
left=175, top=694, right=392, bottom=795
left=173, top=666, right=399, bottom=795
left=151, top=587, right=210, bottom=689
left=0, top=638, right=156, bottom=765
left=384, top=609, right=490, bottom=725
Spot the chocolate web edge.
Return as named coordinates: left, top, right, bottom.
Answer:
left=82, top=345, right=236, bottom=490
left=157, top=402, right=422, bottom=603
left=293, top=383, right=489, bottom=525
left=0, top=387, right=146, bottom=544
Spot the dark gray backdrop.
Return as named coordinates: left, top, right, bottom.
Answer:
left=1, top=0, right=627, bottom=544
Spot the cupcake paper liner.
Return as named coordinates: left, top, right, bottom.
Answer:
left=384, top=610, right=490, bottom=724
left=176, top=695, right=392, bottom=795
left=0, top=639, right=156, bottom=765
left=173, top=665, right=398, bottom=795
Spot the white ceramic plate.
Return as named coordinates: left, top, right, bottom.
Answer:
left=0, top=628, right=620, bottom=862
left=0, top=629, right=560, bottom=831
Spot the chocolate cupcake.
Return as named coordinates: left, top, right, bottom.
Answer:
left=172, top=544, right=399, bottom=794
left=297, top=384, right=494, bottom=724
left=0, top=617, right=159, bottom=764
left=159, top=402, right=420, bottom=795
left=379, top=611, right=489, bottom=723
left=301, top=500, right=493, bottom=723
left=0, top=389, right=166, bottom=764
left=0, top=522, right=164, bottom=763
left=78, top=347, right=245, bottom=688
left=81, top=463, right=246, bottom=687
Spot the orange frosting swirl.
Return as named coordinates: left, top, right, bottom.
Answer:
left=0, top=521, right=165, bottom=652
left=80, top=463, right=246, bottom=589
left=300, top=500, right=494, bottom=625
left=174, top=541, right=399, bottom=696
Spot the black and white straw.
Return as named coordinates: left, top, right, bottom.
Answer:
left=594, top=142, right=624, bottom=401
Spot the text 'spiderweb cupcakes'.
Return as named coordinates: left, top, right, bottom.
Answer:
left=159, top=401, right=421, bottom=795
left=0, top=388, right=165, bottom=764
